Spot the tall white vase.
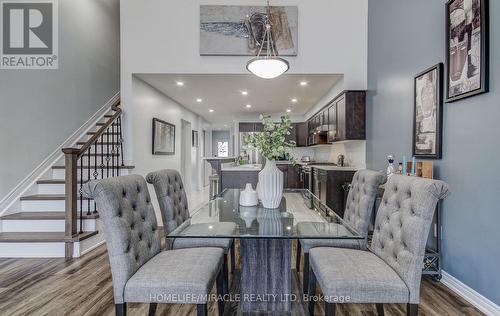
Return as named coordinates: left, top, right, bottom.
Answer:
left=257, top=160, right=283, bottom=209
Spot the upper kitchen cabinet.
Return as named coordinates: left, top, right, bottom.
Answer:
left=295, top=122, right=308, bottom=147
left=239, top=122, right=264, bottom=132
left=335, top=91, right=366, bottom=141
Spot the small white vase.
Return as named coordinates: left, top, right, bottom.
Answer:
left=239, top=183, right=258, bottom=206
left=257, top=160, right=283, bottom=209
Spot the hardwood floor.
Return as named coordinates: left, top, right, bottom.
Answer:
left=0, top=242, right=484, bottom=316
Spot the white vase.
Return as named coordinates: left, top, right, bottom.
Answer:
left=257, top=160, right=283, bottom=209
left=239, top=183, right=259, bottom=206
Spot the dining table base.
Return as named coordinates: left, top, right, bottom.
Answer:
left=240, top=239, right=292, bottom=313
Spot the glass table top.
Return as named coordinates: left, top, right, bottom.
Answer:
left=167, top=189, right=363, bottom=240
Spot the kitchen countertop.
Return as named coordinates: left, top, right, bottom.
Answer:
left=309, top=165, right=363, bottom=171
left=202, top=157, right=236, bottom=160
left=222, top=164, right=262, bottom=172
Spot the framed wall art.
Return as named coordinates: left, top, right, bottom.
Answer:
left=445, top=0, right=489, bottom=102
left=152, top=118, right=175, bottom=155
left=413, top=63, right=444, bottom=159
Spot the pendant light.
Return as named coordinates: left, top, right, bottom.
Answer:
left=246, top=0, right=289, bottom=79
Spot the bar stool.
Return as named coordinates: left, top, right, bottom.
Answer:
left=209, top=174, right=219, bottom=200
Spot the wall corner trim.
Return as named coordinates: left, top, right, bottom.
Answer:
left=441, top=271, right=500, bottom=316
left=0, top=92, right=120, bottom=214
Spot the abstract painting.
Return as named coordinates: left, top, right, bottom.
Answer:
left=152, top=118, right=175, bottom=155
left=200, top=5, right=298, bottom=56
left=413, top=64, right=443, bottom=159
left=446, top=0, right=489, bottom=102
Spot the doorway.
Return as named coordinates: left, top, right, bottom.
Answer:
left=180, top=119, right=192, bottom=191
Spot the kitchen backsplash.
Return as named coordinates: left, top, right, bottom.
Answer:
left=290, top=141, right=366, bottom=167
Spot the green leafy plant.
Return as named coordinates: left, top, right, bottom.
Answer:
left=244, top=114, right=296, bottom=161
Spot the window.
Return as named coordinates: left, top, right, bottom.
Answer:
left=217, top=141, right=229, bottom=157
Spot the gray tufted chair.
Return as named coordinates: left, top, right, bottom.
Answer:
left=296, top=169, right=386, bottom=295
left=146, top=170, right=236, bottom=281
left=83, top=175, right=226, bottom=316
left=307, top=175, right=449, bottom=316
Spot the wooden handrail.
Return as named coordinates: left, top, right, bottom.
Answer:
left=62, top=99, right=123, bottom=259
left=74, top=99, right=121, bottom=158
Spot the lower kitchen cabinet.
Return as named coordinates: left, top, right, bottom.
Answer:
left=312, top=168, right=356, bottom=217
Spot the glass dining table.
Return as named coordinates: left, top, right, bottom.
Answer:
left=167, top=189, right=363, bottom=313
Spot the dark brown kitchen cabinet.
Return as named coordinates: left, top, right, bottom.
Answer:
left=239, top=122, right=264, bottom=132
left=295, top=122, right=308, bottom=147
left=287, top=164, right=301, bottom=189
left=326, top=170, right=356, bottom=217
left=285, top=123, right=297, bottom=144
left=327, top=103, right=337, bottom=143
left=336, top=91, right=366, bottom=141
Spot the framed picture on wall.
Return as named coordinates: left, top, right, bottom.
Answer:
left=413, top=63, right=444, bottom=159
left=192, top=130, right=199, bottom=147
left=445, top=0, right=489, bottom=102
left=152, top=118, right=175, bottom=155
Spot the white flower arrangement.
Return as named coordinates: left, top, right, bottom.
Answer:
left=244, top=114, right=296, bottom=161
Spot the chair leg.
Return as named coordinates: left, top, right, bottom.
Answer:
left=230, top=241, right=236, bottom=275
left=222, top=253, right=229, bottom=295
left=325, top=302, right=336, bottom=316
left=307, top=267, right=317, bottom=316
left=216, top=268, right=225, bottom=316
left=115, top=303, right=126, bottom=316
left=148, top=303, right=157, bottom=316
left=296, top=240, right=302, bottom=271
left=303, top=252, right=310, bottom=295
left=197, top=303, right=208, bottom=316
left=407, top=304, right=418, bottom=316
left=376, top=303, right=384, bottom=316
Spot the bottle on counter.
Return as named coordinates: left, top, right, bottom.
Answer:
left=386, top=155, right=395, bottom=178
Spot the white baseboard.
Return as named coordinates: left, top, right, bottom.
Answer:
left=441, top=270, right=500, bottom=316
left=0, top=92, right=120, bottom=215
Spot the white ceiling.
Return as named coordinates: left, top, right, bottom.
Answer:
left=135, top=74, right=342, bottom=125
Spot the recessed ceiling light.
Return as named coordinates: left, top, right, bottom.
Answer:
left=245, top=104, right=252, bottom=108
left=291, top=98, right=298, bottom=103
left=209, top=109, right=214, bottom=113
left=196, top=98, right=202, bottom=103
left=241, top=91, right=248, bottom=96
left=286, top=108, right=292, bottom=113
left=176, top=81, right=184, bottom=86
left=300, top=81, right=308, bottom=86
left=224, top=124, right=228, bottom=127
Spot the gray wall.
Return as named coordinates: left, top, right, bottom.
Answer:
left=0, top=0, right=120, bottom=198
left=367, top=0, right=500, bottom=305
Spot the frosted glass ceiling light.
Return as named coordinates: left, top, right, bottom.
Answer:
left=246, top=0, right=289, bottom=79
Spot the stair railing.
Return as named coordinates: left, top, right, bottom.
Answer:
left=62, top=100, right=124, bottom=257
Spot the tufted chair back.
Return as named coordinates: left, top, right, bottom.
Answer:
left=146, top=169, right=190, bottom=236
left=370, top=175, right=449, bottom=304
left=343, top=169, right=386, bottom=249
left=82, top=174, right=160, bottom=304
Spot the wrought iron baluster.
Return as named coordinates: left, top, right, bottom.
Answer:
left=106, top=127, right=110, bottom=178
left=100, top=134, right=105, bottom=180
left=87, top=149, right=91, bottom=215
left=111, top=122, right=116, bottom=177
left=93, top=142, right=98, bottom=213
left=118, top=115, right=124, bottom=166
left=79, top=155, right=83, bottom=234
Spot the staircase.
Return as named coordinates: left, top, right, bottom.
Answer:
left=0, top=101, right=134, bottom=258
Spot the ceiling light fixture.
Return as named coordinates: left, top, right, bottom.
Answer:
left=245, top=104, right=252, bottom=108
left=209, top=109, right=214, bottom=113
left=176, top=81, right=184, bottom=86
left=246, top=0, right=289, bottom=79
left=196, top=98, right=202, bottom=103
left=286, top=108, right=292, bottom=113
left=300, top=81, right=308, bottom=86
left=241, top=91, right=248, bottom=96
left=291, top=98, right=298, bottom=103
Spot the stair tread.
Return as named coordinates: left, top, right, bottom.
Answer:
left=0, top=231, right=98, bottom=243
left=37, top=179, right=89, bottom=184
left=77, top=141, right=120, bottom=145
left=52, top=165, right=134, bottom=169
left=86, top=131, right=120, bottom=135
left=1, top=211, right=99, bottom=220
left=20, top=194, right=93, bottom=201
left=96, top=122, right=119, bottom=126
